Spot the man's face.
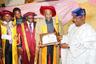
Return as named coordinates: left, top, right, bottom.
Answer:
left=44, top=9, right=52, bottom=20
left=14, top=11, right=21, bottom=19
left=27, top=15, right=34, bottom=23
left=3, top=14, right=12, bottom=22
left=72, top=15, right=85, bottom=26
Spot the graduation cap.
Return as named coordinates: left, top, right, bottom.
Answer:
left=23, top=12, right=37, bottom=21
left=23, top=12, right=37, bottom=18
left=1, top=10, right=14, bottom=17
left=40, top=6, right=56, bottom=17
left=72, top=8, right=86, bottom=17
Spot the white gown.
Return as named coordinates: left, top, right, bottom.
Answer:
left=61, top=23, right=96, bottom=64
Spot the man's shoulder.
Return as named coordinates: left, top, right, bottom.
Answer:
left=82, top=23, right=96, bottom=36
left=36, top=18, right=46, bottom=25
left=84, top=23, right=95, bottom=31
left=36, top=18, right=45, bottom=22
left=67, top=23, right=76, bottom=32
left=69, top=24, right=75, bottom=29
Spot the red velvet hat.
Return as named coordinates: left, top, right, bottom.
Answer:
left=40, top=6, right=56, bottom=17
left=23, top=12, right=37, bottom=18
left=1, top=10, right=13, bottom=17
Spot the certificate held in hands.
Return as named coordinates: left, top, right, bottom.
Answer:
left=39, top=33, right=60, bottom=64
left=41, top=33, right=58, bottom=45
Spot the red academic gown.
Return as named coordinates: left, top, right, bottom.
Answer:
left=17, top=22, right=36, bottom=64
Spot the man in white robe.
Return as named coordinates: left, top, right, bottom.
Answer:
left=61, top=8, right=96, bottom=64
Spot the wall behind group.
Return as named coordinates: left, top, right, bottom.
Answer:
left=63, top=1, right=96, bottom=34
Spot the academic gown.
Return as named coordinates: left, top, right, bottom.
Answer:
left=35, top=18, right=63, bottom=64
left=1, top=21, right=18, bottom=64
left=17, top=22, right=36, bottom=64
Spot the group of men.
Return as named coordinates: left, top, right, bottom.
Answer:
left=0, top=5, right=96, bottom=64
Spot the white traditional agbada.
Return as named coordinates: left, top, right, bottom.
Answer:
left=61, top=23, right=96, bottom=64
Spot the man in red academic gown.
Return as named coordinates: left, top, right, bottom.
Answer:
left=17, top=12, right=36, bottom=64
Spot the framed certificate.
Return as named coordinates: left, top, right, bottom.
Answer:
left=40, top=33, right=58, bottom=45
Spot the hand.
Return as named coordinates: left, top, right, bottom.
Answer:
left=38, top=44, right=47, bottom=48
left=61, top=43, right=69, bottom=48
left=57, top=35, right=62, bottom=42
left=54, top=43, right=60, bottom=47
left=38, top=41, right=45, bottom=48
left=18, top=47, right=23, bottom=55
